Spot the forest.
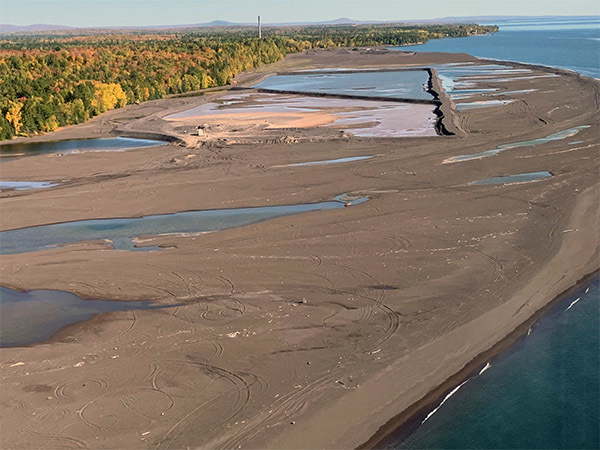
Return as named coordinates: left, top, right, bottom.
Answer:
left=0, top=23, right=497, bottom=139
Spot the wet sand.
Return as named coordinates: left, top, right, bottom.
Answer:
left=1, top=48, right=599, bottom=449
left=162, top=93, right=437, bottom=138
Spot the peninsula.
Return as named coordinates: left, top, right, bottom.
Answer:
left=0, top=47, right=598, bottom=449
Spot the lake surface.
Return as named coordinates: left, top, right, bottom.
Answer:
left=384, top=16, right=600, bottom=449
left=0, top=286, right=169, bottom=347
left=0, top=196, right=367, bottom=255
left=393, top=17, right=600, bottom=78
left=253, top=70, right=433, bottom=100
left=389, top=280, right=599, bottom=450
left=0, top=137, right=164, bottom=159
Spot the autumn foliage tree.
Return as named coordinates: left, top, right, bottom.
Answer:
left=0, top=23, right=497, bottom=139
left=90, top=82, right=127, bottom=114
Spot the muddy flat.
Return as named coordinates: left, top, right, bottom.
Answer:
left=1, top=48, right=598, bottom=449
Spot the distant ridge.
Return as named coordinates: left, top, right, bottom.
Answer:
left=1, top=15, right=598, bottom=34
left=0, top=23, right=77, bottom=33
left=0, top=18, right=362, bottom=33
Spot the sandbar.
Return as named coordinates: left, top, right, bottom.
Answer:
left=0, top=48, right=598, bottom=450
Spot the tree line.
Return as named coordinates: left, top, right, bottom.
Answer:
left=0, top=24, right=497, bottom=139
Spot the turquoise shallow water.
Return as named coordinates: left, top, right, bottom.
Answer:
left=388, top=280, right=599, bottom=450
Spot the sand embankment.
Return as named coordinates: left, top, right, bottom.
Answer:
left=0, top=48, right=599, bottom=449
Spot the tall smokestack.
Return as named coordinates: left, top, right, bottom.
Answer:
left=258, top=15, right=262, bottom=39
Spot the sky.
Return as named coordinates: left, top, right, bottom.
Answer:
left=1, top=0, right=599, bottom=27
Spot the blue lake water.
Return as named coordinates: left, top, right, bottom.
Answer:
left=0, top=195, right=367, bottom=255
left=392, top=17, right=600, bottom=79
left=0, top=286, right=171, bottom=347
left=0, top=137, right=164, bottom=160
left=253, top=70, right=433, bottom=100
left=384, top=16, right=600, bottom=449
left=390, top=280, right=599, bottom=450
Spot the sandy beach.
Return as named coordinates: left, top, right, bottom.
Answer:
left=1, top=48, right=599, bottom=449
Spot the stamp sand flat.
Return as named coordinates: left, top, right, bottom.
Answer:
left=1, top=48, right=598, bottom=449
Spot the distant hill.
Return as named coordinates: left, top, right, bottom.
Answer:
left=0, top=18, right=365, bottom=33
left=0, top=22, right=244, bottom=33
left=203, top=20, right=239, bottom=27
left=318, top=17, right=360, bottom=24
left=0, top=23, right=77, bottom=33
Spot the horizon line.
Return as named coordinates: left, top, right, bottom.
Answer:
left=2, top=14, right=599, bottom=31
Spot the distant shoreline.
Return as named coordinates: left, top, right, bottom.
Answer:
left=1, top=15, right=598, bottom=34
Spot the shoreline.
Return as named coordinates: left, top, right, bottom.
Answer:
left=0, top=193, right=356, bottom=233
left=1, top=45, right=596, bottom=148
left=1, top=53, right=591, bottom=150
left=0, top=49, right=598, bottom=450
left=359, top=268, right=600, bottom=449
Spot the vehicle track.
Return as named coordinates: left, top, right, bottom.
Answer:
left=156, top=360, right=252, bottom=449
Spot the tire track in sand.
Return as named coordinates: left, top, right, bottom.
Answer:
left=155, top=359, right=252, bottom=450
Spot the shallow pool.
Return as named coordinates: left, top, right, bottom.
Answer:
left=253, top=70, right=433, bottom=101
left=0, top=286, right=171, bottom=347
left=0, top=137, right=165, bottom=160
left=0, top=196, right=368, bottom=255
left=470, top=171, right=552, bottom=185
left=0, top=181, right=57, bottom=191
left=455, top=100, right=514, bottom=110
left=285, top=156, right=373, bottom=167
left=444, top=126, right=590, bottom=163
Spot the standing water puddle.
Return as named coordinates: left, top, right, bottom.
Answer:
left=0, top=137, right=164, bottom=160
left=444, top=125, right=590, bottom=163
left=0, top=286, right=173, bottom=347
left=0, top=181, right=57, bottom=191
left=446, top=89, right=499, bottom=100
left=430, top=64, right=548, bottom=102
left=165, top=94, right=437, bottom=138
left=434, top=64, right=530, bottom=94
left=455, top=100, right=514, bottom=110
left=0, top=195, right=368, bottom=255
left=469, top=171, right=552, bottom=185
left=283, top=156, right=373, bottom=167
left=253, top=70, right=434, bottom=100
